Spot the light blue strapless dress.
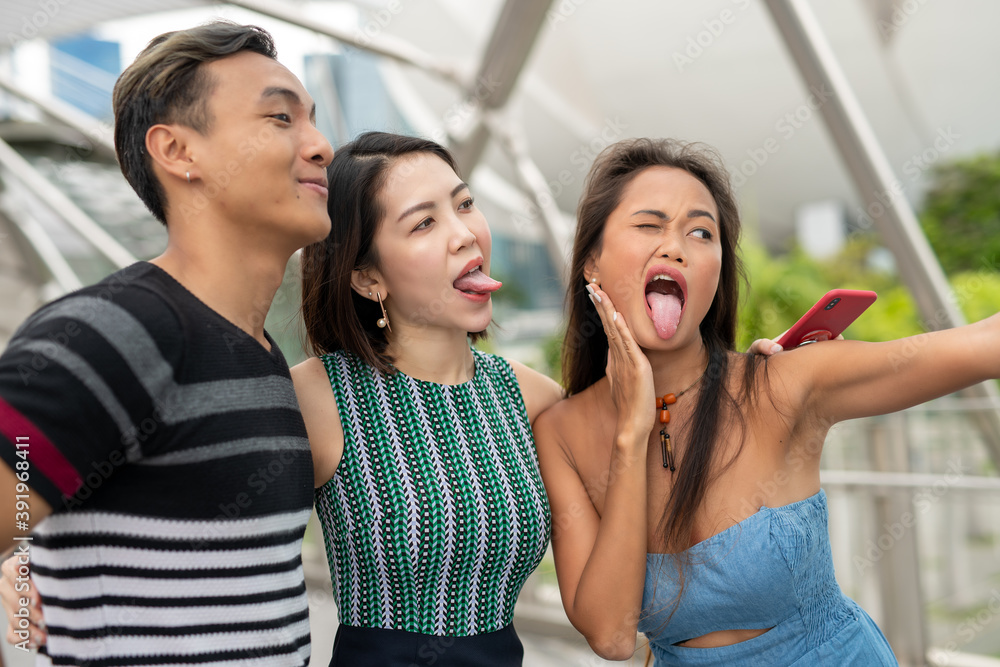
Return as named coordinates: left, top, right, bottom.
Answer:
left=638, top=491, right=898, bottom=665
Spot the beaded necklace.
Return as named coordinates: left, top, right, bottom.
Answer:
left=656, top=370, right=705, bottom=474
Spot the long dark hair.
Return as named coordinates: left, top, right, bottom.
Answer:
left=563, top=137, right=765, bottom=555
left=300, top=131, right=485, bottom=373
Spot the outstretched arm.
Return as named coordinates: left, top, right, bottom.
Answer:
left=785, top=312, right=1000, bottom=423
left=535, top=285, right=654, bottom=660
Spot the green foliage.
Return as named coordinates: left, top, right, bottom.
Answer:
left=920, top=151, right=1000, bottom=275
left=951, top=271, right=1000, bottom=323
left=736, top=236, right=924, bottom=350
left=539, top=325, right=563, bottom=382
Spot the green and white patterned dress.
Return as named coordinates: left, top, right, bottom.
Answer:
left=315, top=348, right=551, bottom=645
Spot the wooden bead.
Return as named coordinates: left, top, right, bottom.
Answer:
left=660, top=409, right=670, bottom=424
left=663, top=393, right=677, bottom=405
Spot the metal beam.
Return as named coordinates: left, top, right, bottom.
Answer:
left=0, top=137, right=136, bottom=269
left=762, top=0, right=1000, bottom=471
left=0, top=71, right=116, bottom=161
left=486, top=113, right=570, bottom=280
left=225, top=0, right=466, bottom=87
left=448, top=0, right=555, bottom=174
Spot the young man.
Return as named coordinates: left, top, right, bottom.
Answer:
left=0, top=21, right=333, bottom=665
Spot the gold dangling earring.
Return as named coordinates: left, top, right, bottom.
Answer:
left=376, top=291, right=391, bottom=332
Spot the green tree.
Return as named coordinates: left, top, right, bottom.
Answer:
left=920, top=151, right=1000, bottom=275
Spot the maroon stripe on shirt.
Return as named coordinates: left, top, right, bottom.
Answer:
left=0, top=396, right=82, bottom=497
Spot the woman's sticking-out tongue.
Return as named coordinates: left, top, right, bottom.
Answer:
left=454, top=269, right=502, bottom=294
left=647, top=291, right=682, bottom=340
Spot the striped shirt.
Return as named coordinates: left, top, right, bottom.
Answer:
left=0, top=262, right=313, bottom=666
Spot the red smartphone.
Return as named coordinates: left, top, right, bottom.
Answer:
left=776, top=289, right=877, bottom=349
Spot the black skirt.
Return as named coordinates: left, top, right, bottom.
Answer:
left=328, top=623, right=524, bottom=667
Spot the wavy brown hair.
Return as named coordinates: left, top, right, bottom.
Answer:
left=563, top=137, right=765, bottom=572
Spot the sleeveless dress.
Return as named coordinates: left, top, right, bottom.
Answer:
left=314, top=348, right=551, bottom=666
left=638, top=491, right=898, bottom=665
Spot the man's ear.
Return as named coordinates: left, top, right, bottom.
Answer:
left=350, top=268, right=385, bottom=301
left=146, top=123, right=199, bottom=184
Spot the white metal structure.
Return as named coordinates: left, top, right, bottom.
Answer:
left=2, top=2, right=1000, bottom=664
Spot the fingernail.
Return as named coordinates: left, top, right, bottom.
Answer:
left=613, top=312, right=618, bottom=322
left=585, top=284, right=601, bottom=303
left=771, top=343, right=782, bottom=354
left=587, top=294, right=596, bottom=306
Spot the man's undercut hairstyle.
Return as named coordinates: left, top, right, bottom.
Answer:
left=112, top=21, right=277, bottom=225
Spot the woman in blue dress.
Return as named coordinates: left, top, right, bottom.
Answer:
left=534, top=137, right=997, bottom=665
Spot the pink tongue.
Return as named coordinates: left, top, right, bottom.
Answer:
left=647, top=292, right=682, bottom=339
left=453, top=269, right=502, bottom=294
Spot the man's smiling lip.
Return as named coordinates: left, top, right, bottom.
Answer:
left=299, top=177, right=328, bottom=197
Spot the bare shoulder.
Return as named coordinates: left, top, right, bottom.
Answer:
left=534, top=386, right=590, bottom=431
left=534, top=381, right=605, bottom=457
left=745, top=345, right=823, bottom=405
left=290, top=356, right=343, bottom=488
left=290, top=356, right=332, bottom=389
left=290, top=356, right=341, bottom=417
left=506, top=358, right=565, bottom=423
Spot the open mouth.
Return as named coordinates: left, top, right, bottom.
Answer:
left=644, top=270, right=686, bottom=340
